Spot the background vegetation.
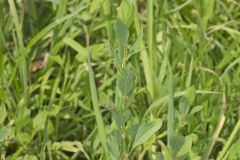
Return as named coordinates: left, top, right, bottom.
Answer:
left=1, top=0, right=240, bottom=159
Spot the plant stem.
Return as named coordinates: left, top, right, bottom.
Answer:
left=167, top=64, right=175, bottom=146
left=217, top=119, right=240, bottom=160
left=147, top=0, right=154, bottom=66
left=8, top=0, right=28, bottom=105
left=103, top=0, right=113, bottom=42
left=134, top=0, right=154, bottom=98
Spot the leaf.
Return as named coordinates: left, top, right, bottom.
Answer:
left=143, top=134, right=156, bottom=149
left=189, top=105, right=204, bottom=116
left=107, top=130, right=122, bottom=160
left=132, top=119, right=162, bottom=149
left=228, top=139, right=240, bottom=160
left=90, top=0, right=102, bottom=13
left=16, top=132, right=32, bottom=143
left=118, top=0, right=135, bottom=26
left=177, top=135, right=192, bottom=157
left=126, top=118, right=140, bottom=148
left=179, top=97, right=190, bottom=117
left=113, top=112, right=125, bottom=128
left=48, top=55, right=64, bottom=67
left=53, top=141, right=82, bottom=152
left=170, top=134, right=185, bottom=154
left=186, top=86, right=196, bottom=105
left=0, top=127, right=13, bottom=142
left=129, top=27, right=142, bottom=53
left=0, top=105, right=7, bottom=125
left=114, top=19, right=129, bottom=46
left=15, top=107, right=30, bottom=130
left=161, top=146, right=173, bottom=160
left=113, top=109, right=132, bottom=128
left=33, top=111, right=47, bottom=132
left=118, top=67, right=136, bottom=97
left=156, top=152, right=164, bottom=160
left=108, top=42, right=121, bottom=69
left=107, top=140, right=120, bottom=160
left=64, top=37, right=86, bottom=62
left=53, top=141, right=90, bottom=158
left=24, top=155, right=38, bottom=160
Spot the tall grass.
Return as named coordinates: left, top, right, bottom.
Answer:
left=1, top=0, right=240, bottom=159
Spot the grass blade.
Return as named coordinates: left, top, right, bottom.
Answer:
left=167, top=64, right=175, bottom=146
left=63, top=36, right=108, bottom=157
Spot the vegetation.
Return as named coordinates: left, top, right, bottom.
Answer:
left=1, top=0, right=240, bottom=159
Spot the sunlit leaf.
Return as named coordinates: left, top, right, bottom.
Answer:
left=118, top=0, right=134, bottom=26
left=0, top=127, right=13, bottom=142
left=33, top=111, right=47, bottom=132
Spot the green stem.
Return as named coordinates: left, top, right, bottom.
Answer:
left=147, top=0, right=154, bottom=68
left=217, top=119, right=240, bottom=160
left=103, top=0, right=113, bottom=42
left=86, top=40, right=108, bottom=157
left=0, top=29, right=5, bottom=103
left=8, top=0, right=28, bottom=105
left=134, top=0, right=154, bottom=98
left=167, top=64, right=175, bottom=146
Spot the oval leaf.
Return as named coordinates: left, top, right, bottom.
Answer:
left=179, top=97, right=190, bottom=117
left=114, top=20, right=129, bottom=46
left=118, top=0, right=135, bottom=26
left=170, top=134, right=185, bottom=154
left=33, top=111, right=47, bottom=132
left=132, top=119, right=162, bottom=149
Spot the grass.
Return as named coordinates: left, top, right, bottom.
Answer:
left=1, top=0, right=240, bottom=159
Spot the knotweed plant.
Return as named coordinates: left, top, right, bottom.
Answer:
left=107, top=1, right=162, bottom=159
left=1, top=0, right=240, bottom=159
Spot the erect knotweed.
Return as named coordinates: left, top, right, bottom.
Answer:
left=107, top=1, right=162, bottom=159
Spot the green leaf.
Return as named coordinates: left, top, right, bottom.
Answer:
left=24, top=155, right=38, bottom=160
left=189, top=105, right=204, bottom=116
left=118, top=67, right=136, bottom=97
left=107, top=130, right=122, bottom=160
left=114, top=19, right=129, bottom=46
left=177, top=135, right=192, bottom=157
left=118, top=0, right=135, bottom=26
left=156, top=152, right=164, bottom=160
left=186, top=86, right=196, bottom=105
left=64, top=37, right=86, bottom=62
left=16, top=156, right=24, bottom=160
left=0, top=105, right=7, bottom=125
left=113, top=112, right=125, bottom=128
left=16, top=132, right=32, bottom=143
left=33, top=111, right=47, bottom=132
left=107, top=140, right=120, bottom=160
left=228, top=139, right=240, bottom=160
left=170, top=134, right=185, bottom=154
left=90, top=0, right=102, bottom=13
left=53, top=141, right=84, bottom=152
left=126, top=118, right=140, bottom=148
left=179, top=97, right=190, bottom=117
left=0, top=127, right=13, bottom=142
left=48, top=55, right=64, bottom=67
left=129, top=27, right=142, bottom=53
left=132, top=119, right=162, bottom=149
left=161, top=146, right=173, bottom=160
left=113, top=109, right=132, bottom=128
left=15, top=107, right=30, bottom=130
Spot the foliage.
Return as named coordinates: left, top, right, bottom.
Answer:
left=1, top=0, right=240, bottom=159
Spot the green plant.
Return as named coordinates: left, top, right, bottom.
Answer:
left=1, top=0, right=240, bottom=159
